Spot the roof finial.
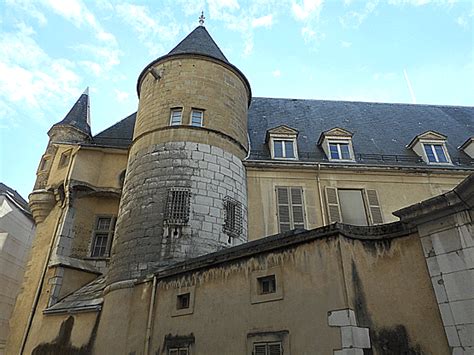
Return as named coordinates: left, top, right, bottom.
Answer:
left=199, top=11, right=205, bottom=26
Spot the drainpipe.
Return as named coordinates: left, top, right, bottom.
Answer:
left=316, top=163, right=327, bottom=226
left=144, top=275, right=157, bottom=355
left=19, top=148, right=77, bottom=354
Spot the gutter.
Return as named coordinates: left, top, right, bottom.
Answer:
left=144, top=276, right=157, bottom=355
left=316, top=163, right=327, bottom=225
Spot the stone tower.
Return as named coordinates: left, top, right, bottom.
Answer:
left=108, top=25, right=252, bottom=283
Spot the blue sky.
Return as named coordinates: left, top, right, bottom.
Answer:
left=0, top=0, right=473, bottom=199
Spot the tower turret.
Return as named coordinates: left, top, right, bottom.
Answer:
left=108, top=25, right=251, bottom=283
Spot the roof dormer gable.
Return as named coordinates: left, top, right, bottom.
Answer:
left=317, top=127, right=355, bottom=162
left=317, top=127, right=353, bottom=146
left=265, top=125, right=299, bottom=142
left=407, top=130, right=451, bottom=165
left=459, top=137, right=474, bottom=159
left=266, top=125, right=299, bottom=160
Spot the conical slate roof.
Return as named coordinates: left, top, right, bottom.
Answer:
left=167, top=26, right=229, bottom=63
left=52, top=88, right=91, bottom=136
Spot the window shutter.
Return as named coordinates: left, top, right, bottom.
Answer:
left=325, top=187, right=342, bottom=223
left=268, top=343, right=282, bottom=355
left=366, top=189, right=383, bottom=225
left=254, top=344, right=267, bottom=355
left=290, top=188, right=305, bottom=229
left=277, top=188, right=291, bottom=232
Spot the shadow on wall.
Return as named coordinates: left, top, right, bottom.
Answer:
left=32, top=314, right=100, bottom=355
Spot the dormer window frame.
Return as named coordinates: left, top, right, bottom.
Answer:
left=318, top=127, right=355, bottom=162
left=459, top=137, right=474, bottom=159
left=407, top=131, right=452, bottom=166
left=266, top=125, right=299, bottom=161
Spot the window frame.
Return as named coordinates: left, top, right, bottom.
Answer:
left=90, top=215, right=116, bottom=258
left=223, top=196, right=243, bottom=240
left=270, top=138, right=298, bottom=160
left=251, top=268, right=283, bottom=304
left=170, top=108, right=183, bottom=126
left=326, top=139, right=355, bottom=162
left=253, top=341, right=282, bottom=355
left=422, top=142, right=451, bottom=164
left=190, top=109, right=204, bottom=127
left=165, top=188, right=191, bottom=226
left=58, top=149, right=72, bottom=169
left=168, top=347, right=189, bottom=355
left=172, top=286, right=195, bottom=317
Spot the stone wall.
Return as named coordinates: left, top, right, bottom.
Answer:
left=108, top=142, right=247, bottom=283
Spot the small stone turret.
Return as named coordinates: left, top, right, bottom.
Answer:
left=30, top=88, right=91, bottom=222
left=108, top=26, right=252, bottom=283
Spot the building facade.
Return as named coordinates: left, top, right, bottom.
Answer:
left=0, top=183, right=35, bottom=355
left=6, top=24, right=474, bottom=355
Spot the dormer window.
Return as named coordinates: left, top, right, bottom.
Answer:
left=407, top=131, right=452, bottom=165
left=266, top=125, right=299, bottom=160
left=318, top=127, right=355, bottom=162
left=423, top=143, right=449, bottom=163
left=170, top=108, right=183, bottom=126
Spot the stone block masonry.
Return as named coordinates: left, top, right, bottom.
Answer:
left=108, top=142, right=247, bottom=284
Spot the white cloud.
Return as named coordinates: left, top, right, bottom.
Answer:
left=341, top=40, right=352, bottom=48
left=302, top=26, right=325, bottom=44
left=272, top=69, right=281, bottom=77
left=339, top=0, right=379, bottom=28
left=252, top=14, right=273, bottom=28
left=115, top=89, right=129, bottom=103
left=115, top=3, right=181, bottom=56
left=80, top=60, right=102, bottom=76
left=74, top=44, right=120, bottom=69
left=5, top=0, right=48, bottom=26
left=0, top=25, right=81, bottom=124
left=291, top=0, right=323, bottom=21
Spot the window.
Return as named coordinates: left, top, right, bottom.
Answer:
left=273, top=139, right=295, bottom=159
left=170, top=108, right=183, bottom=126
left=423, top=143, right=449, bottom=163
left=190, top=109, right=203, bottom=127
left=39, top=157, right=49, bottom=171
left=258, top=275, right=276, bottom=294
left=329, top=142, right=351, bottom=160
left=276, top=187, right=305, bottom=232
left=325, top=187, right=383, bottom=225
left=177, top=293, right=190, bottom=310
left=165, top=188, right=191, bottom=225
left=58, top=150, right=71, bottom=168
left=223, top=196, right=243, bottom=240
left=91, top=216, right=116, bottom=257
left=168, top=348, right=188, bottom=355
left=253, top=342, right=282, bottom=355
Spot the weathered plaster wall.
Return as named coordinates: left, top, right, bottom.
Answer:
left=247, top=166, right=468, bottom=240
left=0, top=196, right=35, bottom=355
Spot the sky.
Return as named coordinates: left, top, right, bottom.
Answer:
left=0, top=0, right=473, bottom=200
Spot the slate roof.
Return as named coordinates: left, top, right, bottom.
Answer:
left=52, top=89, right=91, bottom=136
left=89, top=98, right=474, bottom=169
left=167, top=25, right=229, bottom=63
left=0, top=182, right=32, bottom=219
left=43, top=276, right=106, bottom=314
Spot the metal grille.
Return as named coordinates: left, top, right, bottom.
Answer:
left=223, top=196, right=243, bottom=238
left=253, top=342, right=282, bottom=355
left=165, top=188, right=190, bottom=225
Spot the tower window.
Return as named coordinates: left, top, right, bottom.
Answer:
left=91, top=216, right=116, bottom=257
left=165, top=188, right=191, bottom=225
left=423, top=143, right=449, bottom=163
left=170, top=108, right=183, bottom=126
left=58, top=150, right=72, bottom=168
left=190, top=109, right=204, bottom=127
left=39, top=157, right=50, bottom=171
left=223, top=196, right=243, bottom=239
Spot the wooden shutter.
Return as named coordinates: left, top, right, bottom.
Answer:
left=276, top=187, right=291, bottom=232
left=366, top=189, right=383, bottom=225
left=290, top=187, right=305, bottom=229
left=325, top=187, right=342, bottom=223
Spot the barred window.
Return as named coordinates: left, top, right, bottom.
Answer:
left=168, top=348, right=188, bottom=355
left=253, top=342, right=282, bottom=355
left=223, top=196, right=243, bottom=239
left=91, top=216, right=116, bottom=257
left=165, top=188, right=191, bottom=225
